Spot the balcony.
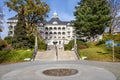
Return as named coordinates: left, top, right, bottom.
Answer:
left=8, top=25, right=14, bottom=30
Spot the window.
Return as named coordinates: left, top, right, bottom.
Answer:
left=67, top=28, right=70, bottom=30
left=49, top=27, right=52, bottom=30
left=62, top=27, right=65, bottom=30
left=53, top=21, right=58, bottom=24
left=9, top=25, right=13, bottom=30
left=62, top=37, right=65, bottom=39
left=50, top=36, right=52, bottom=39
left=67, top=23, right=70, bottom=25
left=58, top=32, right=61, bottom=35
left=58, top=37, right=61, bottom=39
left=49, top=32, right=52, bottom=34
left=67, top=31, right=70, bottom=35
left=62, top=32, right=65, bottom=35
left=54, top=27, right=57, bottom=30
left=58, top=27, right=61, bottom=30
left=54, top=32, right=57, bottom=34
left=68, top=36, right=70, bottom=38
left=45, top=32, right=48, bottom=34
left=45, top=27, right=48, bottom=30
left=8, top=31, right=13, bottom=35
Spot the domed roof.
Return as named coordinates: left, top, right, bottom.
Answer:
left=52, top=12, right=58, bottom=18
left=46, top=12, right=70, bottom=25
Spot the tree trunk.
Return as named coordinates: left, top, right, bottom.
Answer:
left=32, top=31, right=38, bottom=61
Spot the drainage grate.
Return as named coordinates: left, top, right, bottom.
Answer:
left=43, top=68, right=78, bottom=76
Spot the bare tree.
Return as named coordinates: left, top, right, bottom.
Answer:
left=0, top=7, right=4, bottom=39
left=0, top=7, right=4, bottom=32
left=108, top=0, right=120, bottom=34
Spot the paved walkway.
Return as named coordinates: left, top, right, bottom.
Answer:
left=0, top=61, right=119, bottom=80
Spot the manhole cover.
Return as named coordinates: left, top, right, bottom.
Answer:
left=43, top=68, right=78, bottom=76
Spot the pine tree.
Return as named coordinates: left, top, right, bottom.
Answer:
left=74, top=0, right=111, bottom=41
left=5, top=0, right=49, bottom=50
left=12, top=13, right=33, bottom=49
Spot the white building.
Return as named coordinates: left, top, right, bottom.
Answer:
left=7, top=12, right=75, bottom=45
left=7, top=15, right=18, bottom=37
left=44, top=12, right=74, bottom=45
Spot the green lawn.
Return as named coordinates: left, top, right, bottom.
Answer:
left=0, top=49, right=32, bottom=64
left=79, top=47, right=120, bottom=62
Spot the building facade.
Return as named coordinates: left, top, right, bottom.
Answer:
left=44, top=12, right=74, bottom=45
left=7, top=15, right=18, bottom=37
left=7, top=12, right=75, bottom=45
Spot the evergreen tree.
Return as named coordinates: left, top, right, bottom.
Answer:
left=5, top=0, right=49, bottom=49
left=74, top=0, right=111, bottom=41
left=12, top=13, right=33, bottom=49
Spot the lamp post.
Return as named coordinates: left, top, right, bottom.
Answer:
left=74, top=33, right=80, bottom=60
left=53, top=41, right=58, bottom=61
left=32, top=22, right=44, bottom=61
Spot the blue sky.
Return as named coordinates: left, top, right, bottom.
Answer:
left=0, top=0, right=80, bottom=39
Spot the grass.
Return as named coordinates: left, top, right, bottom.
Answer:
left=0, top=49, right=32, bottom=64
left=79, top=47, right=120, bottom=62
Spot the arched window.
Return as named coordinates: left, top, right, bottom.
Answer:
left=50, top=36, right=52, bottom=39
left=62, top=27, right=65, bottom=30
left=53, top=21, right=58, bottom=24
left=8, top=31, right=13, bottom=35
left=58, top=27, right=61, bottom=30
left=54, top=27, right=57, bottom=30
left=9, top=25, right=13, bottom=30
left=58, top=37, right=61, bottom=39
left=49, top=32, right=52, bottom=34
left=45, top=27, right=48, bottom=30
left=58, top=32, right=61, bottom=35
left=62, top=32, right=65, bottom=35
left=45, top=32, right=48, bottom=34
left=49, top=27, right=52, bottom=30
left=62, top=37, right=65, bottom=39
left=54, top=32, right=57, bottom=34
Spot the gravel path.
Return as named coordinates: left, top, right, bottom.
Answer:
left=0, top=61, right=120, bottom=80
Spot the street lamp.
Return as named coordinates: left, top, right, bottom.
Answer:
left=53, top=41, right=58, bottom=61
left=74, top=33, right=80, bottom=60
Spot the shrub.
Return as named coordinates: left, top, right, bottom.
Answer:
left=0, top=50, right=32, bottom=64
left=4, top=36, right=12, bottom=44
left=64, top=40, right=87, bottom=50
left=103, top=34, right=120, bottom=43
left=38, top=40, right=47, bottom=50
left=86, top=42, right=97, bottom=48
left=0, top=40, right=8, bottom=50
left=79, top=45, right=87, bottom=49
left=64, top=40, right=74, bottom=50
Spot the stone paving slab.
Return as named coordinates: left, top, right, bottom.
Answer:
left=0, top=61, right=118, bottom=80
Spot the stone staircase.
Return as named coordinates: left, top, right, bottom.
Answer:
left=35, top=45, right=78, bottom=61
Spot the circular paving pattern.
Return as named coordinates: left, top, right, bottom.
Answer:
left=1, top=64, right=116, bottom=80
left=43, top=68, right=78, bottom=76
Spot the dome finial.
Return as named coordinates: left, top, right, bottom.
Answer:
left=52, top=11, right=58, bottom=18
